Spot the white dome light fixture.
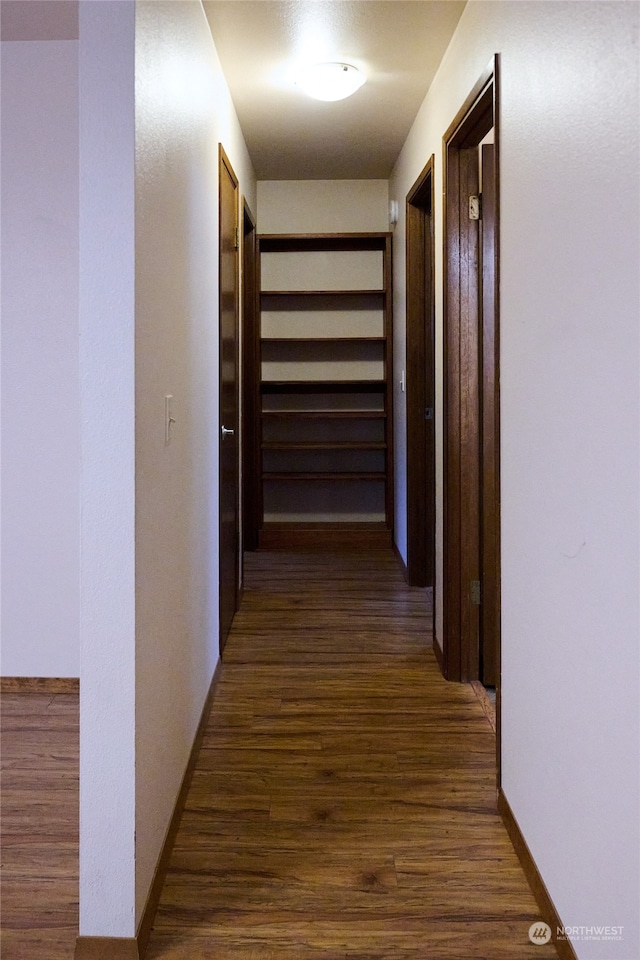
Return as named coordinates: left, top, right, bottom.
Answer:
left=295, top=62, right=365, bottom=102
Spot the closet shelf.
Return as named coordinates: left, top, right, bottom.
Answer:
left=260, top=380, right=385, bottom=394
left=258, top=233, right=389, bottom=252
left=262, top=472, right=386, bottom=481
left=260, top=288, right=385, bottom=298
left=261, top=336, right=385, bottom=344
left=261, top=410, right=387, bottom=420
left=262, top=441, right=386, bottom=451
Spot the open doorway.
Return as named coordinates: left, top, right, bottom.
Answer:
left=218, top=145, right=241, bottom=654
left=242, top=199, right=259, bottom=553
left=441, top=57, right=501, bottom=755
left=405, top=157, right=436, bottom=589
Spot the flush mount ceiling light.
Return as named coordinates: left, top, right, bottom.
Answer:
left=295, top=62, right=365, bottom=102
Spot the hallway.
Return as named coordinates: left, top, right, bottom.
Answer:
left=146, top=547, right=557, bottom=959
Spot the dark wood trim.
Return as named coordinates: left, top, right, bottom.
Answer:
left=218, top=144, right=240, bottom=655
left=405, top=155, right=436, bottom=588
left=74, top=937, right=139, bottom=959
left=393, top=540, right=409, bottom=582
left=406, top=156, right=433, bottom=207
left=254, top=226, right=265, bottom=538
left=480, top=141, right=499, bottom=689
left=135, top=660, right=223, bottom=956
left=259, top=233, right=391, bottom=252
left=442, top=124, right=462, bottom=682
left=493, top=55, right=502, bottom=794
left=242, top=198, right=259, bottom=552
left=1, top=676, right=79, bottom=694
left=258, top=522, right=391, bottom=551
left=432, top=634, right=444, bottom=672
left=470, top=679, right=496, bottom=734
left=459, top=144, right=481, bottom=682
left=383, top=233, right=394, bottom=534
left=442, top=57, right=500, bottom=685
left=443, top=63, right=495, bottom=149
left=498, top=790, right=579, bottom=960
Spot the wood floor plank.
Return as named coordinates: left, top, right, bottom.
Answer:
left=146, top=547, right=558, bottom=960
left=0, top=691, right=78, bottom=960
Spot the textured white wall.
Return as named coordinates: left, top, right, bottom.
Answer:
left=79, top=0, right=136, bottom=935
left=1, top=39, right=79, bottom=678
left=134, top=0, right=256, bottom=926
left=257, top=179, right=389, bottom=233
left=79, top=0, right=256, bottom=935
left=390, top=3, right=639, bottom=958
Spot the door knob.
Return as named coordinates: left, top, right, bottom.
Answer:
left=221, top=425, right=235, bottom=437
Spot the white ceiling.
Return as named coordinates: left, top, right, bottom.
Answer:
left=202, top=1, right=466, bottom=180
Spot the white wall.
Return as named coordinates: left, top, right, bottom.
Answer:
left=78, top=0, right=136, bottom=935
left=257, top=179, right=388, bottom=233
left=1, top=38, right=79, bottom=678
left=134, top=0, right=255, bottom=925
left=390, top=3, right=639, bottom=958
left=79, top=0, right=256, bottom=936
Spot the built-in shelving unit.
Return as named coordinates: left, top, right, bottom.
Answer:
left=249, top=232, right=393, bottom=548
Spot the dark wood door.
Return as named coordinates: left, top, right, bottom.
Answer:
left=443, top=60, right=500, bottom=686
left=480, top=142, right=499, bottom=687
left=218, top=146, right=239, bottom=654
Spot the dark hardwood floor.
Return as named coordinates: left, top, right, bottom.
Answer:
left=0, top=547, right=557, bottom=959
left=146, top=547, right=557, bottom=959
left=0, top=690, right=79, bottom=959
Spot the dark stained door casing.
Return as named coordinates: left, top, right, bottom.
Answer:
left=218, top=145, right=240, bottom=655
left=480, top=141, right=499, bottom=687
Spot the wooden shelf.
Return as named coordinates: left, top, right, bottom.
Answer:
left=261, top=380, right=385, bottom=394
left=261, top=336, right=385, bottom=344
left=258, top=521, right=392, bottom=549
left=262, top=441, right=386, bottom=451
left=261, top=411, right=386, bottom=420
left=251, top=231, right=394, bottom=545
left=263, top=472, right=386, bottom=481
left=259, top=233, right=390, bottom=252
left=261, top=288, right=385, bottom=298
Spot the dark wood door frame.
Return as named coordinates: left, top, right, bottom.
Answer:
left=218, top=144, right=240, bottom=655
left=479, top=142, right=499, bottom=687
left=241, top=198, right=259, bottom=552
left=442, top=56, right=501, bottom=686
left=405, top=156, right=436, bottom=588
